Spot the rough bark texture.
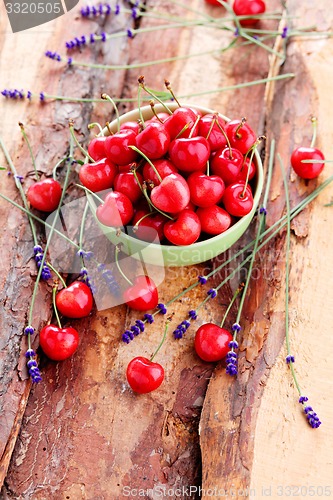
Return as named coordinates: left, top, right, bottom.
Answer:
left=0, top=0, right=332, bottom=498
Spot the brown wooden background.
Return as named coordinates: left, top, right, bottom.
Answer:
left=0, top=0, right=332, bottom=498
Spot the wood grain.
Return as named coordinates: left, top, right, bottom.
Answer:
left=0, top=0, right=332, bottom=498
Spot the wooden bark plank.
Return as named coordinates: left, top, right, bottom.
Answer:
left=200, top=1, right=333, bottom=497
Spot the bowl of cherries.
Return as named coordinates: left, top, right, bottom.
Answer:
left=83, top=102, right=264, bottom=266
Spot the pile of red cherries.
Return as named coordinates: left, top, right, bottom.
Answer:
left=81, top=106, right=259, bottom=246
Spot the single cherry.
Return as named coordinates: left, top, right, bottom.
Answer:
left=198, top=113, right=227, bottom=151
left=211, top=147, right=244, bottom=185
left=164, top=106, right=200, bottom=140
left=232, top=0, right=266, bottom=26
left=132, top=209, right=167, bottom=243
left=135, top=122, right=170, bottom=160
left=194, top=323, right=232, bottom=362
left=225, top=119, right=257, bottom=155
left=104, top=129, right=138, bottom=166
left=114, top=171, right=143, bottom=204
left=164, top=209, right=201, bottom=246
left=168, top=136, right=211, bottom=173
left=150, top=173, right=190, bottom=214
left=126, top=356, right=164, bottom=394
left=120, top=121, right=141, bottom=135
left=55, top=281, right=93, bottom=319
left=87, top=136, right=107, bottom=161
left=96, top=191, right=134, bottom=227
left=79, top=158, right=118, bottom=193
left=123, top=275, right=158, bottom=311
left=291, top=118, right=325, bottom=179
left=143, top=159, right=178, bottom=186
left=197, top=205, right=232, bottom=235
left=39, top=324, right=79, bottom=361
left=222, top=182, right=254, bottom=217
left=27, top=179, right=62, bottom=212
left=187, top=171, right=225, bottom=208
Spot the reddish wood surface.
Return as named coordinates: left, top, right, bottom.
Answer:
left=0, top=0, right=333, bottom=498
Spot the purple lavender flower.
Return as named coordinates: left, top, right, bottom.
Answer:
left=303, top=405, right=321, bottom=429
left=127, top=29, right=134, bottom=39
left=173, top=320, right=191, bottom=340
left=286, top=354, right=295, bottom=364
left=33, top=246, right=52, bottom=281
left=25, top=350, right=42, bottom=383
left=225, top=350, right=238, bottom=376
left=231, top=323, right=241, bottom=333
left=143, top=313, right=154, bottom=324
left=24, top=325, right=35, bottom=335
left=157, top=303, right=167, bottom=314
left=259, top=206, right=267, bottom=215
left=198, top=275, right=207, bottom=285
left=207, top=288, right=217, bottom=298
left=281, top=26, right=289, bottom=39
left=188, top=310, right=197, bottom=320
left=45, top=50, right=61, bottom=61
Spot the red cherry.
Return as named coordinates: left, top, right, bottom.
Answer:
left=88, top=136, right=107, bottom=161
left=55, top=281, right=93, bottom=319
left=198, top=114, right=227, bottom=151
left=142, top=159, right=178, bottom=186
left=150, top=173, right=190, bottom=214
left=120, top=121, right=141, bottom=134
left=168, top=136, right=211, bottom=173
left=123, top=275, right=158, bottom=311
left=222, top=182, right=254, bottom=217
left=211, top=147, right=244, bottom=185
left=233, top=0, right=266, bottom=26
left=225, top=119, right=257, bottom=154
left=148, top=112, right=170, bottom=124
left=96, top=191, right=134, bottom=227
left=39, top=324, right=79, bottom=361
left=194, top=323, right=232, bottom=362
left=132, top=209, right=166, bottom=242
left=104, top=129, right=138, bottom=166
left=197, top=205, right=232, bottom=235
left=164, top=106, right=200, bottom=140
left=126, top=356, right=164, bottom=394
left=79, top=158, right=118, bottom=192
left=135, top=122, right=170, bottom=160
left=164, top=209, right=201, bottom=245
left=291, top=147, right=325, bottom=179
left=27, top=179, right=62, bottom=212
left=187, top=171, right=225, bottom=208
left=205, top=0, right=224, bottom=4
left=237, top=157, right=256, bottom=182
left=114, top=171, right=143, bottom=204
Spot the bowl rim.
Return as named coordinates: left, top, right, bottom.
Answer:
left=91, top=102, right=264, bottom=255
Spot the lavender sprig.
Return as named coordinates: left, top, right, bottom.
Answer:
left=34, top=245, right=52, bottom=281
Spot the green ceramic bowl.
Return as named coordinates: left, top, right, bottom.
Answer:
left=90, top=103, right=264, bottom=267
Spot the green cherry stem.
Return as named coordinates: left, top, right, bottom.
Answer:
left=164, top=80, right=181, bottom=107
left=52, top=283, right=62, bottom=329
left=102, top=94, right=120, bottom=133
left=19, top=122, right=40, bottom=181
left=310, top=116, right=318, bottom=148
left=69, top=121, right=94, bottom=162
left=220, top=284, right=244, bottom=328
left=129, top=145, right=163, bottom=183
left=150, top=318, right=171, bottom=362
left=241, top=136, right=266, bottom=198
left=88, top=122, right=104, bottom=135
left=138, top=76, right=173, bottom=114
left=47, top=261, right=67, bottom=288
left=115, top=245, right=133, bottom=286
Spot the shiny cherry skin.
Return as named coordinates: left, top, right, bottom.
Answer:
left=96, top=191, right=134, bottom=227
left=198, top=114, right=227, bottom=151
left=237, top=157, right=256, bottom=182
left=187, top=171, right=225, bottom=208
left=168, top=136, right=211, bottom=173
left=132, top=209, right=166, bottom=243
left=164, top=209, right=201, bottom=246
left=79, top=158, right=118, bottom=192
left=233, top=0, right=266, bottom=26
left=88, top=136, right=107, bottom=161
left=39, top=324, right=79, bottom=361
left=291, top=147, right=325, bottom=179
left=222, top=182, right=254, bottom=217
left=147, top=112, right=170, bottom=124
left=27, top=179, right=62, bottom=212
left=114, top=171, right=143, bottom=204
left=205, top=0, right=224, bottom=4
left=194, top=323, right=232, bottom=362
left=225, top=119, right=257, bottom=154
left=126, top=356, right=164, bottom=394
left=55, top=281, right=93, bottom=319
left=211, top=147, right=244, bottom=185
left=150, top=173, right=190, bottom=214
left=197, top=205, right=232, bottom=235
left=164, top=106, right=200, bottom=140
left=123, top=275, right=158, bottom=311
left=135, top=122, right=170, bottom=160
left=104, top=129, right=138, bottom=166
left=142, top=159, right=178, bottom=186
